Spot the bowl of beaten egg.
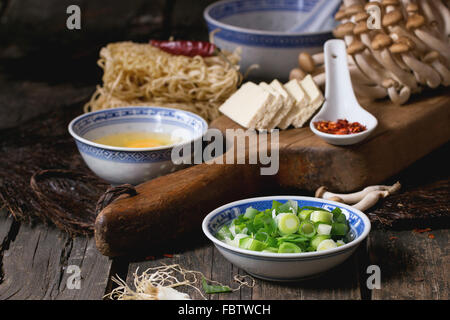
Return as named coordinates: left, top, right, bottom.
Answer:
left=68, top=107, right=208, bottom=185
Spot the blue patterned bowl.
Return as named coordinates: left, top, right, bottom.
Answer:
left=202, top=196, right=371, bottom=281
left=204, top=0, right=337, bottom=80
left=68, top=107, right=208, bottom=185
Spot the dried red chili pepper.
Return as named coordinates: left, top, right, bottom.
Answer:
left=313, top=119, right=367, bottom=135
left=149, top=40, right=218, bottom=57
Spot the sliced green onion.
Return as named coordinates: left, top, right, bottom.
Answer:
left=276, top=201, right=293, bottom=214
left=239, top=237, right=267, bottom=251
left=311, top=234, right=331, bottom=250
left=254, top=231, right=269, bottom=243
left=317, top=224, right=332, bottom=236
left=278, top=242, right=302, bottom=253
left=244, top=207, right=259, bottom=219
left=299, top=221, right=316, bottom=237
left=276, top=213, right=300, bottom=235
left=228, top=233, right=248, bottom=247
left=317, top=239, right=338, bottom=251
left=298, top=209, right=313, bottom=221
left=335, top=214, right=347, bottom=224
left=216, top=225, right=233, bottom=241
left=287, top=200, right=298, bottom=214
left=310, top=210, right=333, bottom=224
left=332, top=223, right=349, bottom=236
left=336, top=240, right=346, bottom=247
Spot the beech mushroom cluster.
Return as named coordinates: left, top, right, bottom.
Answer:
left=315, top=181, right=401, bottom=211
left=290, top=0, right=450, bottom=104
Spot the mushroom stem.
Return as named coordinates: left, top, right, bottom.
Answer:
left=430, top=0, right=450, bottom=36
left=353, top=83, right=388, bottom=99
left=352, top=190, right=389, bottom=211
left=413, top=29, right=450, bottom=65
left=387, top=85, right=411, bottom=104
left=315, top=182, right=401, bottom=205
left=402, top=53, right=441, bottom=88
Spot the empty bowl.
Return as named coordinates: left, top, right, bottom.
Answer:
left=204, top=0, right=337, bottom=80
left=68, top=106, right=208, bottom=185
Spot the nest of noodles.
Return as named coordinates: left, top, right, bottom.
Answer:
left=84, top=42, right=242, bottom=122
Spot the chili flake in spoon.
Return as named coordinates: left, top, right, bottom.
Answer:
left=313, top=119, right=367, bottom=135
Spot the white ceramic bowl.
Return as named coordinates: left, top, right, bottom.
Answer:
left=202, top=196, right=371, bottom=281
left=204, top=0, right=337, bottom=81
left=68, top=107, right=208, bottom=185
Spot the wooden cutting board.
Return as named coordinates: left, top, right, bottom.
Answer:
left=210, top=89, right=450, bottom=192
left=95, top=90, right=450, bottom=257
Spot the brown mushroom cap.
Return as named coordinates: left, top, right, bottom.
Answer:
left=347, top=40, right=366, bottom=55
left=334, top=10, right=348, bottom=21
left=315, top=186, right=328, bottom=199
left=298, top=52, right=315, bottom=74
left=372, top=33, right=393, bottom=50
left=354, top=11, right=369, bottom=23
left=345, top=4, right=364, bottom=16
left=333, top=22, right=355, bottom=38
left=353, top=21, right=369, bottom=35
left=382, top=10, right=403, bottom=27
left=289, top=68, right=306, bottom=81
left=389, top=42, right=411, bottom=54
left=397, top=36, right=415, bottom=49
left=422, top=51, right=440, bottom=63
left=406, top=3, right=419, bottom=13
left=406, top=14, right=425, bottom=29
left=382, top=78, right=400, bottom=89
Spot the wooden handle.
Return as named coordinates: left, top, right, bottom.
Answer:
left=95, top=162, right=264, bottom=257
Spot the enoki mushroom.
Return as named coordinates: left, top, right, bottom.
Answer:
left=291, top=0, right=450, bottom=105
left=105, top=264, right=255, bottom=300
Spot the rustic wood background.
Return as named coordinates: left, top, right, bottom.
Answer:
left=0, top=0, right=216, bottom=129
left=0, top=0, right=448, bottom=300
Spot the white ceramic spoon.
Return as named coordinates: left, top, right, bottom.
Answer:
left=310, top=39, right=378, bottom=146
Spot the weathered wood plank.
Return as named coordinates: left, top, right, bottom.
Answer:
left=0, top=210, right=17, bottom=284
left=54, top=236, right=112, bottom=300
left=124, top=243, right=362, bottom=300
left=210, top=246, right=252, bottom=300
left=0, top=221, right=112, bottom=300
left=250, top=251, right=362, bottom=300
left=368, top=228, right=449, bottom=300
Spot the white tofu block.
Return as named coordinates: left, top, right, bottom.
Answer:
left=259, top=82, right=284, bottom=130
left=219, top=82, right=274, bottom=129
left=279, top=79, right=309, bottom=129
left=269, top=79, right=294, bottom=129
left=293, top=75, right=324, bottom=128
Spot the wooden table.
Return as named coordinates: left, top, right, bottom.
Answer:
left=0, top=75, right=448, bottom=300
left=0, top=146, right=448, bottom=300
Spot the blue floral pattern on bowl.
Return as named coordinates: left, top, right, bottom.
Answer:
left=205, top=0, right=334, bottom=48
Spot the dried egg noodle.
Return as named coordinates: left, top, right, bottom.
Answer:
left=84, top=42, right=242, bottom=122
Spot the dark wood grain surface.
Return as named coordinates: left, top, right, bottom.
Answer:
left=0, top=138, right=448, bottom=300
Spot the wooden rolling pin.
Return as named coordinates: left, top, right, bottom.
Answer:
left=95, top=162, right=266, bottom=257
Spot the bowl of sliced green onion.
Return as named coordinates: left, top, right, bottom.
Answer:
left=202, top=196, right=371, bottom=281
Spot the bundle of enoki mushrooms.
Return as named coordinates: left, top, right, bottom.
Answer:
left=290, top=0, right=450, bottom=104
left=84, top=41, right=242, bottom=122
